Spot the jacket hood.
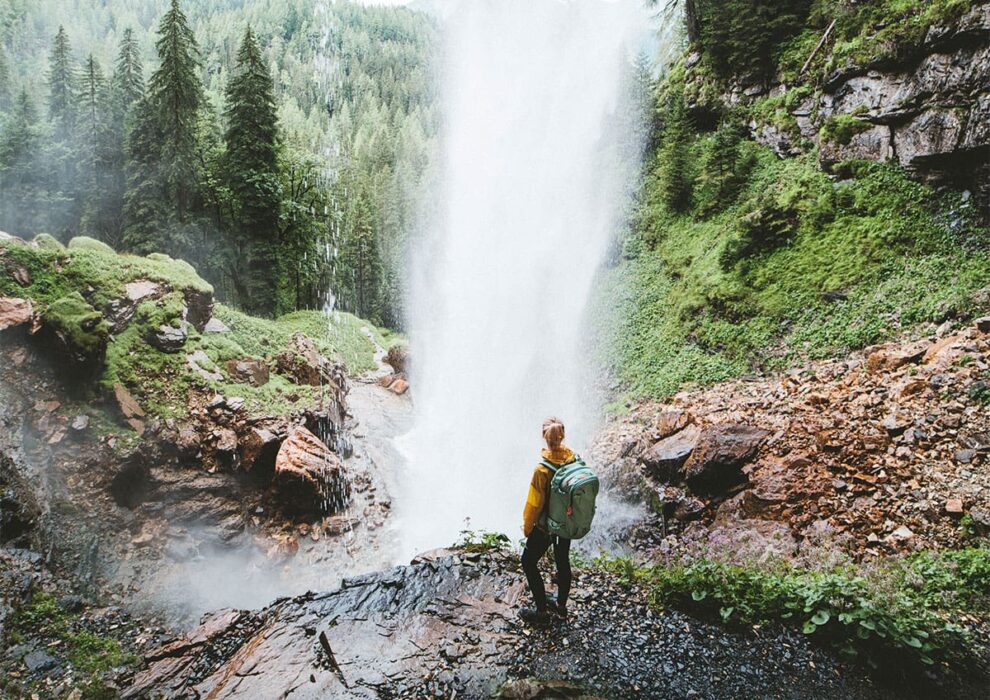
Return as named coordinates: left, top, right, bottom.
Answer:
left=541, top=445, right=575, bottom=465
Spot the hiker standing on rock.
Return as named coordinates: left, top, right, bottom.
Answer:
left=519, top=417, right=599, bottom=624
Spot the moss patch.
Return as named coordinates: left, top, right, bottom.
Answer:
left=42, top=292, right=110, bottom=359
left=607, top=144, right=990, bottom=400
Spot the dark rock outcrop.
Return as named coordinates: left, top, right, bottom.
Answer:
left=640, top=424, right=700, bottom=483
left=683, top=424, right=768, bottom=495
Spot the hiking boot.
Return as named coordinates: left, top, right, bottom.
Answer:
left=547, top=600, right=568, bottom=619
left=518, top=607, right=551, bottom=625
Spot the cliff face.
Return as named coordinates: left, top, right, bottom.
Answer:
left=686, top=3, right=990, bottom=208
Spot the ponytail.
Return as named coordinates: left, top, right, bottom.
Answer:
left=542, top=416, right=565, bottom=449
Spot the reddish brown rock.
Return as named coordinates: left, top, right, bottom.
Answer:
left=389, top=378, right=409, bottom=395
left=0, top=297, right=32, bottom=331
left=655, top=409, right=691, bottom=439
left=113, top=383, right=146, bottom=434
left=684, top=424, right=768, bottom=495
left=276, top=333, right=346, bottom=393
left=945, top=498, right=964, bottom=514
left=385, top=344, right=408, bottom=374
left=865, top=341, right=929, bottom=372
left=274, top=426, right=350, bottom=518
left=225, top=358, right=270, bottom=387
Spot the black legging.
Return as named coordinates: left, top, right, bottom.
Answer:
left=521, top=527, right=571, bottom=611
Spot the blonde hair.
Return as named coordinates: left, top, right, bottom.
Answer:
left=542, top=416, right=565, bottom=449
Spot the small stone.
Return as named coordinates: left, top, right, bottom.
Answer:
left=71, top=414, right=90, bottom=431
left=204, top=317, right=232, bottom=333
left=945, top=499, right=964, bottom=514
left=891, top=525, right=914, bottom=541
left=975, top=316, right=990, bottom=333
left=955, top=449, right=976, bottom=463
left=23, top=650, right=57, bottom=672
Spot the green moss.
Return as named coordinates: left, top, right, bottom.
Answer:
left=33, top=233, right=64, bottom=251
left=42, top=293, right=110, bottom=357
left=68, top=236, right=116, bottom=255
left=609, top=143, right=990, bottom=400
left=819, top=113, right=873, bottom=145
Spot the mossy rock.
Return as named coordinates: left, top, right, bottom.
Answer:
left=68, top=236, right=115, bottom=255
left=33, top=233, right=65, bottom=251
left=41, top=292, right=110, bottom=368
left=146, top=253, right=173, bottom=262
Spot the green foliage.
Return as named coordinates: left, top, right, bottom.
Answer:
left=8, top=591, right=140, bottom=696
left=655, top=93, right=694, bottom=213
left=33, top=233, right=64, bottom=250
left=691, top=0, right=811, bottom=79
left=778, top=0, right=975, bottom=78
left=819, top=114, right=872, bottom=145
left=456, top=528, right=511, bottom=554
left=608, top=135, right=990, bottom=399
left=602, top=548, right=990, bottom=671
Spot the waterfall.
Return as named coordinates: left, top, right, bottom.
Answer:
left=401, top=0, right=653, bottom=558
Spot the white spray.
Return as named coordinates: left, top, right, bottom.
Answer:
left=401, top=0, right=652, bottom=557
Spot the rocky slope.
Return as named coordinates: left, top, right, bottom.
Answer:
left=593, top=314, right=990, bottom=560
left=0, top=233, right=405, bottom=625
left=121, top=549, right=892, bottom=700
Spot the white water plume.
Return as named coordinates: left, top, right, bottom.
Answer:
left=402, top=0, right=653, bottom=558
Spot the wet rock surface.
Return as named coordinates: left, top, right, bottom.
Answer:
left=274, top=425, right=351, bottom=517
left=123, top=550, right=891, bottom=700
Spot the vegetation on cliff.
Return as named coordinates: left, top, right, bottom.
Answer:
left=607, top=1, right=989, bottom=400
left=0, top=236, right=390, bottom=421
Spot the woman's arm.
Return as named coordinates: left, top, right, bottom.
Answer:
left=522, top=466, right=551, bottom=536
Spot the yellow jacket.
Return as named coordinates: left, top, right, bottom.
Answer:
left=522, top=445, right=575, bottom=536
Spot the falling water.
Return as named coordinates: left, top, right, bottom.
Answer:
left=401, top=0, right=653, bottom=557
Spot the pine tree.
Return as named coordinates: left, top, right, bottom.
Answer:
left=122, top=95, right=167, bottom=252
left=697, top=117, right=744, bottom=215
left=656, top=94, right=694, bottom=213
left=224, top=26, right=280, bottom=315
left=0, top=89, right=46, bottom=234
left=0, top=47, right=11, bottom=113
left=148, top=0, right=203, bottom=222
left=124, top=0, right=205, bottom=255
left=112, top=27, right=145, bottom=118
left=48, top=26, right=76, bottom=140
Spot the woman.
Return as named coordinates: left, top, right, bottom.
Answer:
left=519, top=416, right=574, bottom=624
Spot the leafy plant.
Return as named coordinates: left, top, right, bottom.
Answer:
left=456, top=528, right=511, bottom=553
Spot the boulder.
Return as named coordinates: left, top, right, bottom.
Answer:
left=148, top=322, right=188, bottom=353
left=0, top=297, right=32, bottom=331
left=225, top=358, right=270, bottom=387
left=240, top=427, right=282, bottom=478
left=684, top=424, right=768, bottom=495
left=865, top=341, right=929, bottom=372
left=276, top=333, right=346, bottom=394
left=183, top=289, right=214, bottom=332
left=204, top=317, right=231, bottom=333
left=385, top=344, right=409, bottom=374
left=274, top=426, right=350, bottom=518
left=640, top=424, right=700, bottom=483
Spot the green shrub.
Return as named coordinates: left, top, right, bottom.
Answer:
left=456, top=529, right=510, bottom=553
left=820, top=114, right=873, bottom=145
left=598, top=548, right=990, bottom=671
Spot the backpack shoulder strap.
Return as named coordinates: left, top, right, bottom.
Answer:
left=540, top=459, right=559, bottom=473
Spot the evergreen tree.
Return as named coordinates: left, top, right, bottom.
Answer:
left=148, top=0, right=203, bottom=223
left=0, top=89, right=46, bottom=234
left=224, top=26, right=280, bottom=315
left=656, top=94, right=694, bottom=213
left=124, top=0, right=204, bottom=254
left=0, top=47, right=11, bottom=113
left=697, top=117, right=744, bottom=215
left=48, top=25, right=76, bottom=140
left=112, top=27, right=144, bottom=117
left=122, top=95, right=167, bottom=252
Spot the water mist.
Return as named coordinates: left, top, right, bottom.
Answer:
left=402, top=0, right=652, bottom=558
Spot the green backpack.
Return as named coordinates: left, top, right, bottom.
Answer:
left=540, top=455, right=599, bottom=540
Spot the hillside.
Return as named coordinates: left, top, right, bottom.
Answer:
left=605, top=0, right=990, bottom=401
